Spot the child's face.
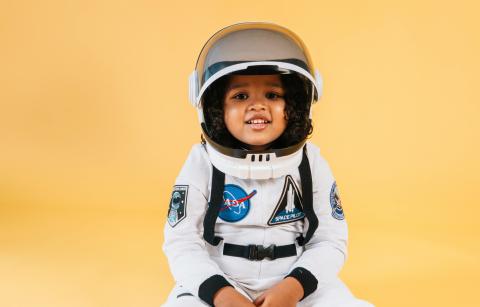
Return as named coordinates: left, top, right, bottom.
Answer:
left=223, top=74, right=287, bottom=150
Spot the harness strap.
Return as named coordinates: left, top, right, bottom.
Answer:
left=203, top=165, right=225, bottom=246
left=296, top=146, right=318, bottom=246
left=204, top=145, right=317, bottom=247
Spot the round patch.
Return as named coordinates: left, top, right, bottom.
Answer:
left=218, top=184, right=256, bottom=222
left=330, top=182, right=345, bottom=220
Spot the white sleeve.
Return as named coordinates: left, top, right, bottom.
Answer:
left=162, top=145, right=236, bottom=305
left=287, top=143, right=348, bottom=298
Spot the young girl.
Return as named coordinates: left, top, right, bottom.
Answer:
left=162, top=22, right=373, bottom=307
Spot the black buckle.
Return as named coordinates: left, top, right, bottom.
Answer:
left=248, top=244, right=276, bottom=260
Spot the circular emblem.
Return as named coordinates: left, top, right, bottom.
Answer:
left=218, top=184, right=256, bottom=222
left=330, top=182, right=345, bottom=220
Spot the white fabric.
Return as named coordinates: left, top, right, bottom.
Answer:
left=162, top=142, right=371, bottom=305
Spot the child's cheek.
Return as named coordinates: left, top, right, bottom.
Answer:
left=272, top=103, right=287, bottom=120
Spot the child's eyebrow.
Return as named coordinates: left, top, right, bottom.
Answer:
left=228, top=83, right=248, bottom=90
left=227, top=82, right=283, bottom=90
left=265, top=82, right=283, bottom=88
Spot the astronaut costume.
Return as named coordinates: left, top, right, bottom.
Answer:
left=162, top=22, right=374, bottom=307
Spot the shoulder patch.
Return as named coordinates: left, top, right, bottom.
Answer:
left=330, top=182, right=345, bottom=220
left=167, top=185, right=189, bottom=227
left=268, top=175, right=305, bottom=225
left=218, top=184, right=256, bottom=222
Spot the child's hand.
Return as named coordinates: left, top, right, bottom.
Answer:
left=253, top=277, right=304, bottom=307
left=213, top=286, right=256, bottom=307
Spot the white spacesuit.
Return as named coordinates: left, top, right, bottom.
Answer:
left=162, top=22, right=373, bottom=307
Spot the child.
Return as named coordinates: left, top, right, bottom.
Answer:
left=162, top=22, right=374, bottom=307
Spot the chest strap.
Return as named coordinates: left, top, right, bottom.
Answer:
left=203, top=146, right=318, bottom=246
left=223, top=243, right=297, bottom=261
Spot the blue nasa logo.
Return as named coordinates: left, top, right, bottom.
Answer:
left=330, top=182, right=345, bottom=220
left=218, top=184, right=257, bottom=222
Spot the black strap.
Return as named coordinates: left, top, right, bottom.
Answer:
left=203, top=165, right=225, bottom=246
left=223, top=243, right=297, bottom=260
left=297, top=146, right=318, bottom=246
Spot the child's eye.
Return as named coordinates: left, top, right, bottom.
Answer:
left=232, top=93, right=248, bottom=100
left=266, top=92, right=283, bottom=100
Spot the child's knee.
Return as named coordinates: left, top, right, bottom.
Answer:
left=162, top=294, right=208, bottom=307
left=162, top=285, right=208, bottom=307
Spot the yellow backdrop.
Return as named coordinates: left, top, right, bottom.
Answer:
left=1, top=0, right=479, bottom=306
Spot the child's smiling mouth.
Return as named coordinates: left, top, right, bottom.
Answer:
left=245, top=118, right=272, bottom=130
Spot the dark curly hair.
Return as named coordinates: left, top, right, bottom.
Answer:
left=202, top=73, right=313, bottom=149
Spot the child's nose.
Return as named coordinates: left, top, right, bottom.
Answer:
left=248, top=97, right=267, bottom=111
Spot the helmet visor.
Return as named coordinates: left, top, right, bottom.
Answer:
left=195, top=22, right=319, bottom=104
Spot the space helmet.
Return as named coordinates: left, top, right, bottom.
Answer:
left=188, top=22, right=323, bottom=179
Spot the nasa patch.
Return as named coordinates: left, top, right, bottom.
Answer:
left=218, top=184, right=257, bottom=222
left=268, top=175, right=305, bottom=225
left=167, top=185, right=188, bottom=227
left=330, top=182, right=345, bottom=220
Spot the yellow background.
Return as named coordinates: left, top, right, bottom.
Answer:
left=1, top=0, right=479, bottom=306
